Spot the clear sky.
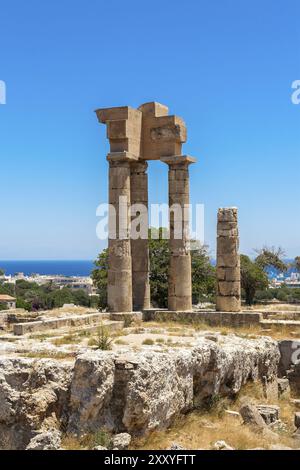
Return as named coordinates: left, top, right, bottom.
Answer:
left=0, top=0, right=299, bottom=260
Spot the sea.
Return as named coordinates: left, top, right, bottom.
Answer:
left=0, top=260, right=94, bottom=277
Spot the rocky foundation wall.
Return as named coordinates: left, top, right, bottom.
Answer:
left=0, top=335, right=279, bottom=449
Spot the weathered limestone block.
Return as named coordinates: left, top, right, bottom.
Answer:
left=96, top=106, right=142, bottom=157
left=216, top=208, right=241, bottom=312
left=256, top=405, right=280, bottom=425
left=216, top=295, right=241, bottom=313
left=0, top=358, right=72, bottom=450
left=138, top=102, right=186, bottom=160
left=67, top=351, right=116, bottom=434
left=277, top=378, right=290, bottom=399
left=26, top=430, right=62, bottom=450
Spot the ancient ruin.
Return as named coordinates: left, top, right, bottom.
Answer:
left=95, top=102, right=195, bottom=313
left=216, top=207, right=241, bottom=312
left=1, top=104, right=300, bottom=451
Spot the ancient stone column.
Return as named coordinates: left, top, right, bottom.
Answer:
left=216, top=207, right=241, bottom=312
left=106, top=153, right=136, bottom=312
left=161, top=155, right=196, bottom=311
left=130, top=161, right=151, bottom=310
left=95, top=106, right=142, bottom=312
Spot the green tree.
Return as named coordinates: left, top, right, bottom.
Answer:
left=49, top=288, right=74, bottom=309
left=240, top=255, right=269, bottom=305
left=255, top=246, right=287, bottom=273
left=91, top=248, right=109, bottom=309
left=294, top=256, right=300, bottom=273
left=0, top=269, right=5, bottom=277
left=91, top=228, right=216, bottom=309
left=72, top=289, right=91, bottom=307
left=148, top=228, right=169, bottom=308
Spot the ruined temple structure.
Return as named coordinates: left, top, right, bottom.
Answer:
left=96, top=102, right=196, bottom=313
left=216, top=207, right=241, bottom=312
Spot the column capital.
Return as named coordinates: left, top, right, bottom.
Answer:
left=160, top=155, right=196, bottom=167
left=107, top=152, right=139, bottom=163
left=130, top=160, right=148, bottom=173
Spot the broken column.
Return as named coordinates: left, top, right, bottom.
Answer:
left=130, top=161, right=151, bottom=310
left=216, top=207, right=241, bottom=312
left=162, top=156, right=195, bottom=311
left=95, top=106, right=142, bottom=312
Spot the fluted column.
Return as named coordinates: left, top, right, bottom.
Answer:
left=130, top=161, right=151, bottom=310
left=161, top=155, right=196, bottom=311
left=216, top=207, right=241, bottom=312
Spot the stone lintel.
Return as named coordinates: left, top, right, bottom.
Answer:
left=138, top=102, right=169, bottom=117
left=95, top=106, right=141, bottom=124
left=161, top=155, right=196, bottom=166
left=107, top=152, right=139, bottom=163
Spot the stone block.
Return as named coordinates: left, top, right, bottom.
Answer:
left=218, top=281, right=240, bottom=297
left=256, top=405, right=280, bottom=425
left=224, top=267, right=241, bottom=282
left=294, top=412, right=300, bottom=429
left=217, top=237, right=239, bottom=255
left=277, top=378, right=290, bottom=399
left=216, top=296, right=241, bottom=312
left=218, top=207, right=238, bottom=223
left=217, top=254, right=239, bottom=268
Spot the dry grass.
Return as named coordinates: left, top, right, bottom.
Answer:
left=131, top=381, right=299, bottom=450
left=62, top=430, right=111, bottom=450
left=23, top=351, right=75, bottom=360
left=52, top=334, right=77, bottom=346
left=142, top=338, right=155, bottom=346
left=144, top=320, right=300, bottom=341
left=114, top=338, right=128, bottom=345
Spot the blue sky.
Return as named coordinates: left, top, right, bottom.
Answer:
left=0, top=0, right=299, bottom=260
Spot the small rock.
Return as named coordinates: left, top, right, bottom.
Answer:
left=111, top=433, right=131, bottom=450
left=291, top=399, right=300, bottom=410
left=213, top=440, right=234, bottom=451
left=204, top=334, right=218, bottom=343
left=93, top=445, right=108, bottom=450
left=26, top=430, right=61, bottom=451
left=277, top=378, right=290, bottom=399
left=168, top=442, right=184, bottom=450
left=239, top=404, right=267, bottom=430
left=269, top=420, right=287, bottom=432
left=295, top=412, right=300, bottom=429
left=256, top=405, right=280, bottom=425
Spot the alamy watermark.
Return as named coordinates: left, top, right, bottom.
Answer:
left=96, top=198, right=205, bottom=249
left=0, top=80, right=6, bottom=105
left=291, top=80, right=300, bottom=105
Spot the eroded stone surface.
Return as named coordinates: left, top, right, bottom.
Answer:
left=0, top=334, right=279, bottom=449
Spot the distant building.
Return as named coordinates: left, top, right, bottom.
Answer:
left=0, top=295, right=16, bottom=310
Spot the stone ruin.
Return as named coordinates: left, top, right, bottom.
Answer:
left=95, top=101, right=242, bottom=314
left=216, top=207, right=241, bottom=312
left=95, top=102, right=196, bottom=313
